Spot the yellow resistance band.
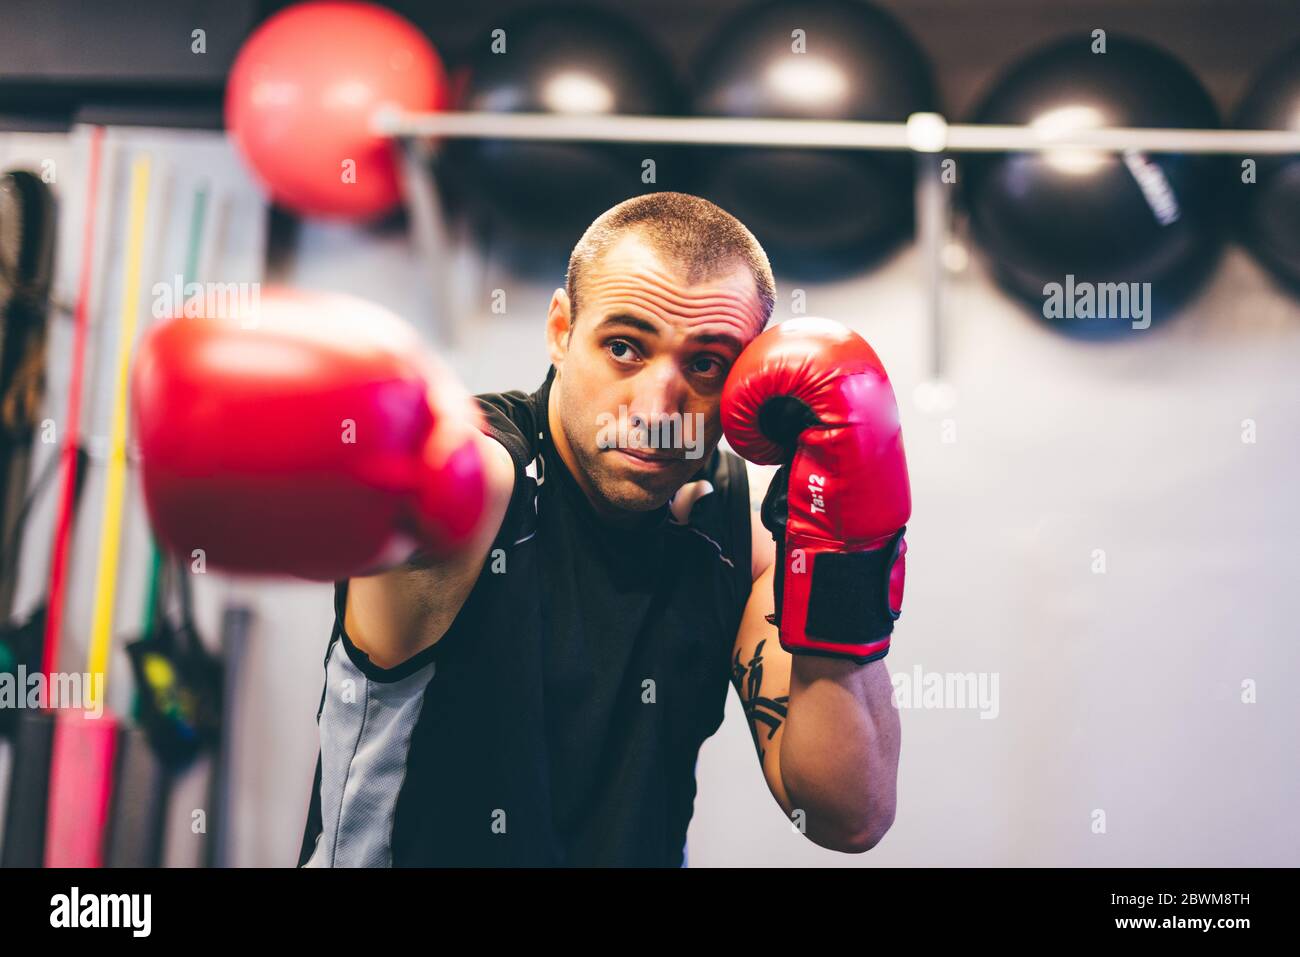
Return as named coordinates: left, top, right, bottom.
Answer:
left=87, top=153, right=152, bottom=710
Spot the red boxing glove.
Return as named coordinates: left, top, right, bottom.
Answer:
left=722, top=317, right=910, bottom=662
left=131, top=287, right=487, bottom=581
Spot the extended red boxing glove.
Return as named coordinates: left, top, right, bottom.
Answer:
left=722, top=317, right=910, bottom=663
left=131, top=287, right=488, bottom=581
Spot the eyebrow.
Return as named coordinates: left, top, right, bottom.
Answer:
left=595, top=314, right=659, bottom=337
left=692, top=331, right=745, bottom=355
left=595, top=314, right=746, bottom=355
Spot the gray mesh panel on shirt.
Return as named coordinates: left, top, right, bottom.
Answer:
left=304, top=640, right=436, bottom=867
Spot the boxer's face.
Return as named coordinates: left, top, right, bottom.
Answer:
left=547, top=233, right=767, bottom=516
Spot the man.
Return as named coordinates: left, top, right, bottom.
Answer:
left=133, top=192, right=909, bottom=867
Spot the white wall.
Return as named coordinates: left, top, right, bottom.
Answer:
left=692, top=238, right=1300, bottom=867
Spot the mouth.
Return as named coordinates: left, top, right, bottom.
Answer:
left=609, top=447, right=681, bottom=472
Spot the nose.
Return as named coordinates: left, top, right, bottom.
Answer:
left=627, top=359, right=685, bottom=441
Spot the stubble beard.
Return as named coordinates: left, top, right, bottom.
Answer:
left=558, top=391, right=682, bottom=514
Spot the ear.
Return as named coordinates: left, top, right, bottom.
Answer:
left=545, top=287, right=573, bottom=369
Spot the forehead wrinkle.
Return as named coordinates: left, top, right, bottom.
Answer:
left=589, top=289, right=759, bottom=333
left=584, top=280, right=760, bottom=321
left=581, top=261, right=766, bottom=339
left=588, top=259, right=720, bottom=292
left=583, top=265, right=762, bottom=311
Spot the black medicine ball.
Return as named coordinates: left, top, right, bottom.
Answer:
left=1234, top=42, right=1300, bottom=294
left=447, top=5, right=682, bottom=254
left=965, top=35, right=1224, bottom=336
left=691, top=0, right=936, bottom=278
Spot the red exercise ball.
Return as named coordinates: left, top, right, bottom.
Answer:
left=226, top=2, right=446, bottom=220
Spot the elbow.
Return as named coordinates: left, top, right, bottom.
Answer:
left=781, top=752, right=899, bottom=854
left=798, top=800, right=896, bottom=854
left=836, top=804, right=896, bottom=854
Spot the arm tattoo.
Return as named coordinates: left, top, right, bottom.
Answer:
left=731, top=638, right=789, bottom=763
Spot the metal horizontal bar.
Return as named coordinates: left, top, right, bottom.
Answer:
left=945, top=123, right=1300, bottom=154
left=372, top=108, right=1300, bottom=155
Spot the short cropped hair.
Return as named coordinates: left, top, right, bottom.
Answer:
left=566, top=192, right=776, bottom=333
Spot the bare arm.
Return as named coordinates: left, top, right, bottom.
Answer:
left=731, top=466, right=901, bottom=853
left=344, top=430, right=515, bottom=668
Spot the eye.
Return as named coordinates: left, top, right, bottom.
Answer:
left=689, top=355, right=726, bottom=378
left=606, top=338, right=640, bottom=365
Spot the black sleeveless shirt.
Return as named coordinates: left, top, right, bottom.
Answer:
left=298, top=370, right=753, bottom=866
